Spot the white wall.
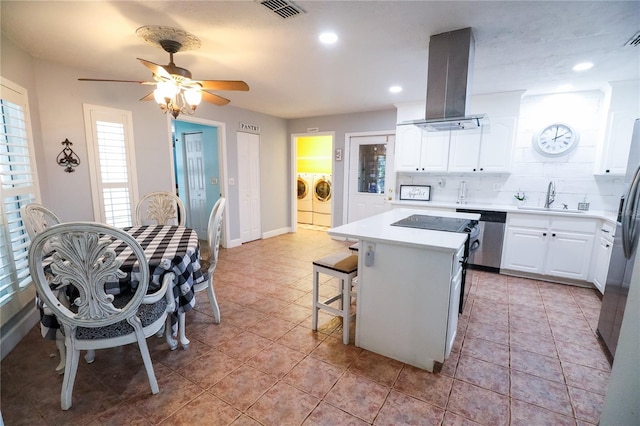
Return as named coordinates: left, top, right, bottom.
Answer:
left=2, top=36, right=289, bottom=241
left=397, top=89, right=626, bottom=213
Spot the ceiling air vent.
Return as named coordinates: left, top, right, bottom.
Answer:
left=624, top=31, right=640, bottom=47
left=259, top=0, right=305, bottom=19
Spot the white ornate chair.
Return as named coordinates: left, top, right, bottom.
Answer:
left=29, top=222, right=174, bottom=410
left=135, top=191, right=186, bottom=226
left=177, top=197, right=225, bottom=349
left=20, top=203, right=69, bottom=373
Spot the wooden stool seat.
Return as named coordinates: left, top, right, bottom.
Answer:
left=312, top=252, right=358, bottom=344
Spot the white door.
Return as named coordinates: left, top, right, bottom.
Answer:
left=183, top=132, right=208, bottom=236
left=347, top=134, right=394, bottom=223
left=238, top=132, right=261, bottom=243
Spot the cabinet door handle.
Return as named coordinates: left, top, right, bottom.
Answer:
left=480, top=168, right=484, bottom=171
left=552, top=233, right=556, bottom=237
left=473, top=168, right=476, bottom=171
left=543, top=232, right=547, bottom=236
left=606, top=244, right=610, bottom=248
left=601, top=229, right=610, bottom=233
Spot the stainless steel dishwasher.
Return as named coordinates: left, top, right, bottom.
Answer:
left=456, top=209, right=507, bottom=273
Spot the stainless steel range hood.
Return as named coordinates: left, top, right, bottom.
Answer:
left=402, top=27, right=485, bottom=132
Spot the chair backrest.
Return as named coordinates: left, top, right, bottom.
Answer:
left=135, top=191, right=185, bottom=226
left=207, top=197, right=226, bottom=271
left=21, top=203, right=61, bottom=241
left=29, top=222, right=150, bottom=329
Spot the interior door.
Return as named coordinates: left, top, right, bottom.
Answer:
left=183, top=132, right=208, bottom=237
left=238, top=131, right=261, bottom=243
left=173, top=120, right=221, bottom=240
left=347, top=134, right=394, bottom=223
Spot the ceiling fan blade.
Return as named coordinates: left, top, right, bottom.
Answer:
left=140, top=92, right=155, bottom=101
left=137, top=58, right=172, bottom=79
left=202, top=91, right=230, bottom=106
left=78, top=78, right=155, bottom=85
left=198, top=80, right=250, bottom=91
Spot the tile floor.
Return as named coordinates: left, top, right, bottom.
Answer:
left=1, top=228, right=611, bottom=425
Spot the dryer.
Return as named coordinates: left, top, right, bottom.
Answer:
left=312, top=174, right=332, bottom=226
left=297, top=173, right=313, bottom=224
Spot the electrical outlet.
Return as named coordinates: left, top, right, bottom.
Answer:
left=493, top=183, right=502, bottom=191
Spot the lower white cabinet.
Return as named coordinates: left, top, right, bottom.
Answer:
left=502, top=214, right=596, bottom=281
left=592, top=221, right=616, bottom=293
left=446, top=258, right=463, bottom=357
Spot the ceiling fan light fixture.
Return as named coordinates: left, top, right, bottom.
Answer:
left=184, top=88, right=202, bottom=107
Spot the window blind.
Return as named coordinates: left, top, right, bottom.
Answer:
left=0, top=82, right=39, bottom=310
left=84, top=106, right=138, bottom=228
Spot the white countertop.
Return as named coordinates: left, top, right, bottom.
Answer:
left=389, top=200, right=618, bottom=223
left=328, top=208, right=480, bottom=251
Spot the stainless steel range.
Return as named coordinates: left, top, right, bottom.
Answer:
left=391, top=214, right=479, bottom=313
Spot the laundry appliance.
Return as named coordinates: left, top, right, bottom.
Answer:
left=312, top=174, right=332, bottom=227
left=297, top=173, right=313, bottom=224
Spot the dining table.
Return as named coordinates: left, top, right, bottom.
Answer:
left=38, top=224, right=208, bottom=350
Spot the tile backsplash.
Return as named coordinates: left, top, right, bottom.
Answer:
left=397, top=89, right=626, bottom=213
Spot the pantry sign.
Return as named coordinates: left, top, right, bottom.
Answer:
left=239, top=122, right=260, bottom=134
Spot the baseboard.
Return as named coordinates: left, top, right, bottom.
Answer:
left=262, top=227, right=292, bottom=239
left=1, top=305, right=39, bottom=360
left=226, top=238, right=243, bottom=248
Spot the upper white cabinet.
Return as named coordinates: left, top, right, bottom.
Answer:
left=448, top=116, right=517, bottom=173
left=595, top=80, right=640, bottom=175
left=502, top=213, right=597, bottom=281
left=395, top=102, right=450, bottom=172
left=395, top=92, right=522, bottom=174
left=478, top=116, right=518, bottom=172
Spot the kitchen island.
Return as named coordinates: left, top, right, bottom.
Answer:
left=328, top=208, right=479, bottom=371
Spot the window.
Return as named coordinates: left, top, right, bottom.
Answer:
left=0, top=78, right=40, bottom=320
left=83, top=105, right=138, bottom=227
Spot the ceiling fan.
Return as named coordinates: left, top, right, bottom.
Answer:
left=79, top=26, right=249, bottom=118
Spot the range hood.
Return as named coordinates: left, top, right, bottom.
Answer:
left=402, top=27, right=485, bottom=132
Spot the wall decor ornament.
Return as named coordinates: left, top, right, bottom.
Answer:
left=56, top=138, right=80, bottom=173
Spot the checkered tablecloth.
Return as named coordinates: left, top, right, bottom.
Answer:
left=39, top=225, right=207, bottom=339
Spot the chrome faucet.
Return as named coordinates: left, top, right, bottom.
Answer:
left=544, top=181, right=556, bottom=208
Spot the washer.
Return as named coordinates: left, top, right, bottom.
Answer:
left=312, top=174, right=332, bottom=226
left=297, top=173, right=313, bottom=224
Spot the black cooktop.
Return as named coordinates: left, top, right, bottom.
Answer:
left=391, top=214, right=474, bottom=232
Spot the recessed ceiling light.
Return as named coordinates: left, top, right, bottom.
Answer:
left=389, top=86, right=403, bottom=93
left=319, top=32, right=338, bottom=45
left=573, top=62, right=594, bottom=71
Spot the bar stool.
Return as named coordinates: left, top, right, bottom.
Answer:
left=312, top=251, right=358, bottom=344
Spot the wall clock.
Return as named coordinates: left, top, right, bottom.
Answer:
left=533, top=123, right=579, bottom=156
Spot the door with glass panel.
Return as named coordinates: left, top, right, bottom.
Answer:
left=347, top=134, right=395, bottom=223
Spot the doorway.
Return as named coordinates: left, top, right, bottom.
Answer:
left=292, top=133, right=334, bottom=230
left=173, top=120, right=222, bottom=240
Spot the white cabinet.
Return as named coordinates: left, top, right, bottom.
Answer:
left=478, top=116, right=517, bottom=173
left=447, top=129, right=482, bottom=172
left=446, top=246, right=464, bottom=358
left=595, top=80, right=640, bottom=175
left=593, top=221, right=616, bottom=293
left=395, top=125, right=449, bottom=172
left=502, top=216, right=548, bottom=274
left=395, top=125, right=424, bottom=171
left=502, top=214, right=597, bottom=281
left=448, top=117, right=516, bottom=173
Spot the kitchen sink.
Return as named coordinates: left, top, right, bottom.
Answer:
left=517, top=206, right=585, bottom=213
